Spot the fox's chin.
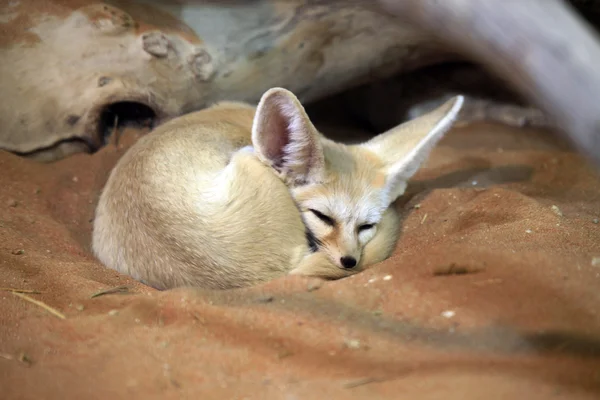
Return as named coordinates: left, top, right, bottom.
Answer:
left=319, top=252, right=341, bottom=269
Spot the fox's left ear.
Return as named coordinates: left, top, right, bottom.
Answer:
left=363, top=95, right=464, bottom=202
left=252, top=87, right=325, bottom=185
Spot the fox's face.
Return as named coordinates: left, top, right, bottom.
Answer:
left=251, top=88, right=463, bottom=271
left=291, top=145, right=390, bottom=269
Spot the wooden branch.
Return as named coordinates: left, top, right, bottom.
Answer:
left=0, top=0, right=458, bottom=161
left=378, top=0, right=600, bottom=167
left=6, top=0, right=598, bottom=162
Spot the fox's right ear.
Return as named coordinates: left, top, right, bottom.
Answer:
left=363, top=95, right=464, bottom=203
left=252, top=87, right=325, bottom=185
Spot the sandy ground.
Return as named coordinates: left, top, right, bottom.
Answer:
left=1, top=121, right=599, bottom=399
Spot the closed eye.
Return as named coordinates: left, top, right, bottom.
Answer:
left=358, top=223, right=375, bottom=232
left=309, top=209, right=335, bottom=226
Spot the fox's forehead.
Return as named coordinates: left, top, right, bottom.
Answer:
left=322, top=141, right=385, bottom=173
left=292, top=144, right=389, bottom=223
left=294, top=181, right=386, bottom=224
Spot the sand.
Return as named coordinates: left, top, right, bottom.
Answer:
left=1, top=122, right=599, bottom=399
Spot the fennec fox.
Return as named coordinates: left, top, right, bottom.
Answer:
left=92, top=88, right=463, bottom=290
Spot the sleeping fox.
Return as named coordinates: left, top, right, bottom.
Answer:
left=92, top=88, right=463, bottom=290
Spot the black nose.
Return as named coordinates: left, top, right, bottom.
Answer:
left=340, top=256, right=357, bottom=268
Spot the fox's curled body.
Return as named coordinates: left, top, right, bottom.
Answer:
left=92, top=88, right=463, bottom=290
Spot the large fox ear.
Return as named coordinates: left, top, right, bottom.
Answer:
left=252, top=87, right=325, bottom=185
left=363, top=95, right=464, bottom=202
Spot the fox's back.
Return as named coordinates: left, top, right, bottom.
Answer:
left=92, top=103, right=308, bottom=289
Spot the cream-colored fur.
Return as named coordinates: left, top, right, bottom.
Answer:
left=92, top=88, right=463, bottom=290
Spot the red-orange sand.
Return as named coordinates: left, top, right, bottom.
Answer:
left=1, top=123, right=599, bottom=399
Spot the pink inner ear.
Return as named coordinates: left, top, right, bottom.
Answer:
left=264, top=112, right=290, bottom=170
left=255, top=99, right=289, bottom=170
left=254, top=89, right=322, bottom=182
left=260, top=94, right=303, bottom=170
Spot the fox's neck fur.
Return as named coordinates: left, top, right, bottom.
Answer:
left=92, top=88, right=463, bottom=290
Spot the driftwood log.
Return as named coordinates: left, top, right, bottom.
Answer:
left=378, top=0, right=600, bottom=167
left=0, top=0, right=458, bottom=161
left=1, top=0, right=599, bottom=165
